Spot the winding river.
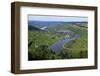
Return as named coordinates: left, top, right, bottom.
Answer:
left=49, top=34, right=80, bottom=52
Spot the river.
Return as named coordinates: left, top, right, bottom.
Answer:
left=49, top=34, right=80, bottom=52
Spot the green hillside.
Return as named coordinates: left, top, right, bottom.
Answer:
left=28, top=31, right=65, bottom=60
left=62, top=24, right=88, bottom=58
left=28, top=23, right=88, bottom=60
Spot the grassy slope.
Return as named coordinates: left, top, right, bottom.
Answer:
left=63, top=25, right=88, bottom=58
left=28, top=31, right=64, bottom=51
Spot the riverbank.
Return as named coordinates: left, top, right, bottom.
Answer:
left=49, top=34, right=80, bottom=52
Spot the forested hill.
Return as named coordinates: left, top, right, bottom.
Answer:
left=28, top=25, right=41, bottom=31
left=28, top=21, right=87, bottom=28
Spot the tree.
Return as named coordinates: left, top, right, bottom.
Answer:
left=28, top=45, right=57, bottom=60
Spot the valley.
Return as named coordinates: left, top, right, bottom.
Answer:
left=28, top=21, right=88, bottom=60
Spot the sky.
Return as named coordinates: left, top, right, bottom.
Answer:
left=28, top=15, right=88, bottom=22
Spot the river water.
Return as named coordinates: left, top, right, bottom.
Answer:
left=49, top=34, right=80, bottom=52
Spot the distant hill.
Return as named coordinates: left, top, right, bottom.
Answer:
left=28, top=25, right=41, bottom=31
left=28, top=21, right=87, bottom=28
left=47, top=22, right=87, bottom=35
left=28, top=21, right=88, bottom=32
left=28, top=21, right=64, bottom=28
